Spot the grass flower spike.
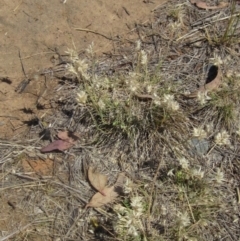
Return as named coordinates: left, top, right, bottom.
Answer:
left=114, top=196, right=144, bottom=239
left=177, top=211, right=191, bottom=228
left=213, top=168, right=225, bottom=184
left=193, top=127, right=207, bottom=139
left=140, top=50, right=148, bottom=66
left=163, top=94, right=180, bottom=111
left=179, top=157, right=189, bottom=169
left=65, top=48, right=89, bottom=81
left=215, top=130, right=231, bottom=146
left=76, top=90, right=88, bottom=104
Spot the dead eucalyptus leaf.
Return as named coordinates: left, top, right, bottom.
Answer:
left=114, top=172, right=126, bottom=191
left=204, top=66, right=222, bottom=91
left=57, top=131, right=70, bottom=141
left=41, top=131, right=78, bottom=153
left=188, top=66, right=222, bottom=98
left=88, top=167, right=108, bottom=195
left=40, top=139, right=73, bottom=152
left=86, top=186, right=118, bottom=208
left=57, top=131, right=78, bottom=143
left=86, top=172, right=126, bottom=208
left=190, top=0, right=228, bottom=9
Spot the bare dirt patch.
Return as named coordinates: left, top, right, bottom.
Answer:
left=0, top=0, right=164, bottom=139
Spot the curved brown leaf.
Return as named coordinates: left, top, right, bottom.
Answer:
left=188, top=66, right=222, bottom=98
left=40, top=140, right=73, bottom=152
left=41, top=131, right=78, bottom=153
left=86, top=172, right=126, bottom=208
left=191, top=0, right=228, bottom=9
left=58, top=131, right=79, bottom=143
left=88, top=167, right=108, bottom=195
left=57, top=131, right=70, bottom=141
left=86, top=186, right=118, bottom=208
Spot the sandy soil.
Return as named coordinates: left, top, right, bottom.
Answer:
left=0, top=0, right=165, bottom=139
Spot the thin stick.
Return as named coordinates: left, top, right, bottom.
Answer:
left=13, top=0, right=23, bottom=12
left=18, top=50, right=27, bottom=78
left=184, top=191, right=196, bottom=223
left=74, top=28, right=114, bottom=41
left=21, top=51, right=54, bottom=60
left=177, top=13, right=240, bottom=41
left=237, top=187, right=240, bottom=204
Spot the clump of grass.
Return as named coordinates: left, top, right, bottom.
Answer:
left=65, top=46, right=188, bottom=147
left=205, top=2, right=240, bottom=46
left=107, top=157, right=228, bottom=241
left=193, top=68, right=240, bottom=132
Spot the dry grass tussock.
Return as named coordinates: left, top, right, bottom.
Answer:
left=1, top=0, right=240, bottom=240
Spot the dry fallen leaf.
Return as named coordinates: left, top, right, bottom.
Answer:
left=57, top=131, right=79, bottom=143
left=41, top=131, right=78, bottom=153
left=88, top=166, right=108, bottom=195
left=188, top=66, right=222, bottom=98
left=86, top=172, right=126, bottom=208
left=86, top=186, right=118, bottom=208
left=114, top=172, right=126, bottom=189
left=204, top=66, right=222, bottom=91
left=190, top=0, right=228, bottom=9
left=40, top=139, right=73, bottom=152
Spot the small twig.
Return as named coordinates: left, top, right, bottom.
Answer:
left=184, top=191, right=196, bottom=223
left=15, top=50, right=31, bottom=93
left=206, top=143, right=217, bottom=156
left=18, top=50, right=27, bottom=78
left=122, top=6, right=130, bottom=15
left=20, top=51, right=54, bottom=60
left=74, top=28, right=114, bottom=41
left=13, top=0, right=23, bottom=12
left=177, top=13, right=240, bottom=42
left=191, top=12, right=222, bottom=27
left=237, top=187, right=240, bottom=204
left=134, top=93, right=154, bottom=101
left=0, top=115, right=20, bottom=120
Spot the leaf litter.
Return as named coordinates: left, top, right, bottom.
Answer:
left=190, top=0, right=229, bottom=10
left=87, top=167, right=126, bottom=208
left=88, top=166, right=108, bottom=195
left=40, top=130, right=79, bottom=152
left=187, top=65, right=222, bottom=98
